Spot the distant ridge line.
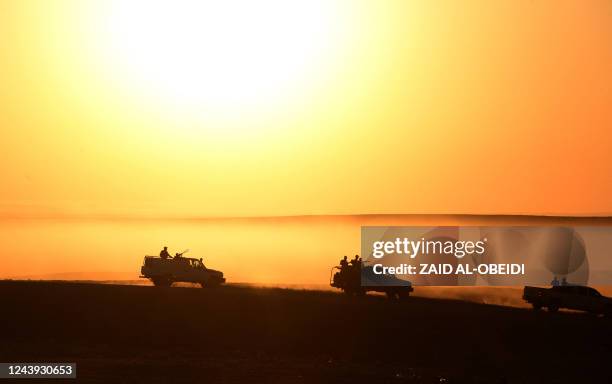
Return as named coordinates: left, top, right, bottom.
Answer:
left=1, top=212, right=611, bottom=224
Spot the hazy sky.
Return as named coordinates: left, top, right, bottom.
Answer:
left=1, top=0, right=611, bottom=217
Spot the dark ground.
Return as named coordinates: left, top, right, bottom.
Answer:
left=0, top=281, right=610, bottom=383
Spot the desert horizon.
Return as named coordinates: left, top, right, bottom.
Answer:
left=3, top=213, right=612, bottom=285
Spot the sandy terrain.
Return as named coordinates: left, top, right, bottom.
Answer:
left=0, top=280, right=610, bottom=383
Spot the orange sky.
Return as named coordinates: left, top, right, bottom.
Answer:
left=1, top=0, right=611, bottom=218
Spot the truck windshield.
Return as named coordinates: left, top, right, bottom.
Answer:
left=589, top=288, right=601, bottom=297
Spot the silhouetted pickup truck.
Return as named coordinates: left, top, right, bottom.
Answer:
left=523, top=286, right=612, bottom=315
left=330, top=265, right=413, bottom=299
left=140, top=256, right=225, bottom=288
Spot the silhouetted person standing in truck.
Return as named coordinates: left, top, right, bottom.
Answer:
left=160, top=246, right=171, bottom=259
left=340, top=256, right=349, bottom=269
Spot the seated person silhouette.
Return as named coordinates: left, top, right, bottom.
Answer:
left=160, top=246, right=171, bottom=260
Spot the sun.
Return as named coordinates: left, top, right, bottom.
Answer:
left=97, top=0, right=341, bottom=118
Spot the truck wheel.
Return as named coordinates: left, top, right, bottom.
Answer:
left=204, top=277, right=223, bottom=288
left=532, top=302, right=542, bottom=310
left=152, top=277, right=172, bottom=287
left=397, top=290, right=411, bottom=300
left=199, top=279, right=221, bottom=288
left=548, top=304, right=559, bottom=313
left=386, top=290, right=398, bottom=300
left=343, top=288, right=363, bottom=297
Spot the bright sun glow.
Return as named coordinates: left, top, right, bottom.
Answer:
left=99, top=0, right=343, bottom=118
